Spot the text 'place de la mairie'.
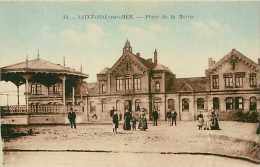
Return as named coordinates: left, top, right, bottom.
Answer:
left=0, top=40, right=260, bottom=125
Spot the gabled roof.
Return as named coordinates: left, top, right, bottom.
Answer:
left=1, top=58, right=88, bottom=78
left=209, top=49, right=259, bottom=72
left=110, top=52, right=153, bottom=74
left=134, top=54, right=154, bottom=68
left=175, top=77, right=208, bottom=92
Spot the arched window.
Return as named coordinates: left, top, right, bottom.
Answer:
left=167, top=99, right=175, bottom=110
left=197, top=98, right=204, bottom=110
left=249, top=97, right=257, bottom=111
left=135, top=99, right=141, bottom=112
left=182, top=98, right=189, bottom=111
left=213, top=97, right=220, bottom=110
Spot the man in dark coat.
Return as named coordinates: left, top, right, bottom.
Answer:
left=171, top=110, right=177, bottom=126
left=68, top=108, right=76, bottom=129
left=124, top=110, right=132, bottom=130
left=152, top=108, right=159, bottom=126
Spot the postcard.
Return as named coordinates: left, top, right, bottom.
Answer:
left=0, top=1, right=260, bottom=167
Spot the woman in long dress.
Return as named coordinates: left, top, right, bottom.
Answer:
left=138, top=110, right=148, bottom=131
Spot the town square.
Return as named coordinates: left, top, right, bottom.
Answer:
left=0, top=1, right=260, bottom=167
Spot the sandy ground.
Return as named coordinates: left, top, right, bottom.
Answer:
left=3, top=121, right=259, bottom=151
left=2, top=121, right=260, bottom=167
left=3, top=152, right=259, bottom=167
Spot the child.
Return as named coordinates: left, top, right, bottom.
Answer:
left=197, top=115, right=204, bottom=130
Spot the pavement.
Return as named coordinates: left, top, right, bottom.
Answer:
left=2, top=121, right=260, bottom=167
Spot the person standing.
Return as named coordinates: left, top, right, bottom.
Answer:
left=124, top=109, right=132, bottom=130
left=171, top=110, right=177, bottom=126
left=166, top=110, right=172, bottom=125
left=112, top=111, right=119, bottom=134
left=152, top=107, right=159, bottom=126
left=139, top=110, right=148, bottom=131
left=110, top=107, right=116, bottom=118
left=68, top=107, right=76, bottom=129
left=131, top=112, right=138, bottom=130
left=197, top=115, right=204, bottom=130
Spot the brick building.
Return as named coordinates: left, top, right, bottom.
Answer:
left=86, top=40, right=260, bottom=121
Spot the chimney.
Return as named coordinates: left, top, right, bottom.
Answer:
left=136, top=52, right=140, bottom=57
left=26, top=55, right=29, bottom=68
left=258, top=58, right=260, bottom=65
left=63, top=56, right=66, bottom=66
left=37, top=48, right=40, bottom=60
left=208, top=57, right=215, bottom=68
left=154, top=49, right=158, bottom=65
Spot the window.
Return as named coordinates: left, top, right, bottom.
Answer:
left=125, top=77, right=132, bottom=90
left=135, top=99, right=141, bottom=111
left=153, top=98, right=161, bottom=112
left=249, top=73, right=257, bottom=87
left=249, top=97, right=257, bottom=111
left=197, top=98, right=204, bottom=110
left=89, top=101, right=96, bottom=114
left=212, top=75, right=219, bottom=89
left=182, top=98, right=189, bottom=111
left=234, top=97, right=243, bottom=110
left=31, top=83, right=42, bottom=95
left=31, top=84, right=36, bottom=95
left=134, top=77, right=141, bottom=90
left=155, top=81, right=160, bottom=92
left=235, top=73, right=245, bottom=88
left=53, top=84, right=59, bottom=94
left=101, top=83, right=106, bottom=93
left=226, top=97, right=233, bottom=110
left=224, top=73, right=233, bottom=88
left=167, top=99, right=175, bottom=110
left=126, top=62, right=131, bottom=71
left=116, top=78, right=123, bottom=91
left=213, top=97, right=220, bottom=110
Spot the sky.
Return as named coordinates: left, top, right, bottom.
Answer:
left=0, top=1, right=259, bottom=105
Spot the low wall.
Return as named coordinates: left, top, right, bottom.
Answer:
left=1, top=113, right=89, bottom=125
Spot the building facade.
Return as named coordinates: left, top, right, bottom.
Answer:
left=86, top=41, right=260, bottom=121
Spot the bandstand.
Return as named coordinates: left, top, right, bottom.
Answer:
left=0, top=55, right=88, bottom=124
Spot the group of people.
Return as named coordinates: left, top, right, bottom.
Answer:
left=110, top=107, right=148, bottom=134
left=166, top=110, right=178, bottom=126
left=68, top=107, right=222, bottom=133
left=197, top=111, right=220, bottom=130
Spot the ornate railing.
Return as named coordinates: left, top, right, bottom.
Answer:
left=0, top=105, right=83, bottom=115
